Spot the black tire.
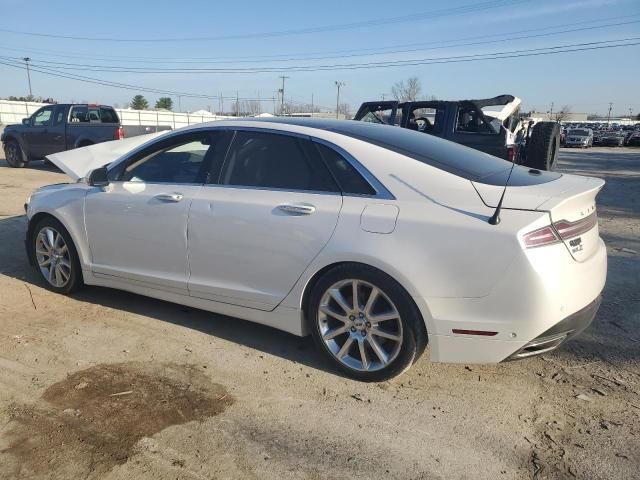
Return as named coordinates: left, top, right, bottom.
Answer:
left=3, top=139, right=28, bottom=168
left=30, top=216, right=84, bottom=294
left=526, top=122, right=560, bottom=171
left=307, top=263, right=427, bottom=382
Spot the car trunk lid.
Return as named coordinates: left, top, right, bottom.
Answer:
left=473, top=173, right=604, bottom=261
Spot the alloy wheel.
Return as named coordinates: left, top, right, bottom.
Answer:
left=317, top=279, right=403, bottom=372
left=35, top=227, right=72, bottom=288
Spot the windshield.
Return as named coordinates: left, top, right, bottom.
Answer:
left=569, top=129, right=589, bottom=136
left=357, top=106, right=401, bottom=126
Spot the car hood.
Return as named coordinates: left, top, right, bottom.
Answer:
left=45, top=131, right=169, bottom=180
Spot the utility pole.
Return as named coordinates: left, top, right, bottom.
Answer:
left=177, top=95, right=182, bottom=113
left=335, top=81, right=345, bottom=119
left=278, top=76, right=289, bottom=115
left=23, top=57, right=33, bottom=98
left=311, top=93, right=314, bottom=117
left=236, top=91, right=239, bottom=117
left=629, top=108, right=633, bottom=121
left=549, top=101, right=554, bottom=121
left=219, top=93, right=223, bottom=117
left=607, top=102, right=613, bottom=127
left=380, top=93, right=386, bottom=101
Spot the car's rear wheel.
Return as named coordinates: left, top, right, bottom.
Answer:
left=4, top=139, right=28, bottom=168
left=308, top=264, right=426, bottom=381
left=31, top=217, right=83, bottom=294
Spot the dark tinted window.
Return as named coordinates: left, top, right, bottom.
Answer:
left=121, top=133, right=217, bottom=183
left=455, top=106, right=495, bottom=134
left=70, top=106, right=89, bottom=123
left=100, top=108, right=119, bottom=123
left=314, top=143, right=375, bottom=195
left=221, top=131, right=339, bottom=192
left=53, top=106, right=65, bottom=125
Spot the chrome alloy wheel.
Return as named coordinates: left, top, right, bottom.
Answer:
left=318, top=279, right=403, bottom=372
left=35, top=227, right=71, bottom=288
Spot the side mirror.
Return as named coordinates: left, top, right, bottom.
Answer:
left=88, top=166, right=109, bottom=187
left=22, top=118, right=30, bottom=126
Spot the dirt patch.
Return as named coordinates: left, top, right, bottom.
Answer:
left=1, top=362, right=232, bottom=479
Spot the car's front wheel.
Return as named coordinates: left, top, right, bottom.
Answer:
left=30, top=217, right=83, bottom=294
left=308, top=264, right=426, bottom=381
left=4, top=140, right=28, bottom=168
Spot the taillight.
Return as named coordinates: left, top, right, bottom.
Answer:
left=523, top=226, right=560, bottom=248
left=507, top=145, right=517, bottom=163
left=115, top=126, right=125, bottom=140
left=523, top=212, right=598, bottom=249
left=553, top=212, right=597, bottom=240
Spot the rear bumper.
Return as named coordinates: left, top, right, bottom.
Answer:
left=422, top=237, right=607, bottom=364
left=507, top=295, right=600, bottom=359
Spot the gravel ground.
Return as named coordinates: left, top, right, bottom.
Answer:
left=0, top=146, right=638, bottom=480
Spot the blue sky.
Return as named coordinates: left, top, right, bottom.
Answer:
left=0, top=0, right=639, bottom=115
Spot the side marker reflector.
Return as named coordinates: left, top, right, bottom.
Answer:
left=452, top=329, right=498, bottom=336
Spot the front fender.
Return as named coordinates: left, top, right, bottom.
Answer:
left=27, top=185, right=91, bottom=268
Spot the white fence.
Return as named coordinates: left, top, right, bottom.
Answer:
left=0, top=100, right=231, bottom=128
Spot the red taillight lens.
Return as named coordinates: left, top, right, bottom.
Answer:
left=523, top=212, right=597, bottom=249
left=523, top=226, right=560, bottom=248
left=115, top=126, right=125, bottom=140
left=553, top=211, right=597, bottom=240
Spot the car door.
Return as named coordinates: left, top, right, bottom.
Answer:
left=84, top=130, right=222, bottom=294
left=187, top=129, right=343, bottom=310
left=24, top=105, right=55, bottom=158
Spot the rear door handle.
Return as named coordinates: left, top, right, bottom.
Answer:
left=154, top=193, right=184, bottom=202
left=277, top=203, right=316, bottom=215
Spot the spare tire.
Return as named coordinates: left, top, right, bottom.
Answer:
left=526, top=122, right=560, bottom=171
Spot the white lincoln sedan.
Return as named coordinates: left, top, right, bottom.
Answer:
left=26, top=118, right=606, bottom=381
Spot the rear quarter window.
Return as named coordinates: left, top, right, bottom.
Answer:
left=100, top=108, right=119, bottom=123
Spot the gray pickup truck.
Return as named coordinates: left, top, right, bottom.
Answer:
left=2, top=103, right=124, bottom=168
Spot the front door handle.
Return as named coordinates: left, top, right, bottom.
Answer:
left=154, top=193, right=184, bottom=202
left=277, top=203, right=316, bottom=215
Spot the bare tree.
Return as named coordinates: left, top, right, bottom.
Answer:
left=555, top=105, right=572, bottom=122
left=391, top=77, right=422, bottom=102
left=338, top=103, right=351, bottom=119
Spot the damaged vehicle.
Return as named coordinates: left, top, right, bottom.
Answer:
left=25, top=119, right=606, bottom=381
left=354, top=95, right=561, bottom=171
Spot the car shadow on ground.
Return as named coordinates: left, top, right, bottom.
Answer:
left=0, top=214, right=336, bottom=376
left=0, top=158, right=60, bottom=171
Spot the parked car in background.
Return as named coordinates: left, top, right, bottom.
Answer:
left=354, top=95, right=561, bottom=171
left=599, top=130, right=625, bottom=147
left=27, top=118, right=606, bottom=380
left=564, top=128, right=593, bottom=148
left=625, top=130, right=640, bottom=147
left=1, top=104, right=124, bottom=168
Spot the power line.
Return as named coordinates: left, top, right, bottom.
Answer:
left=3, top=37, right=637, bottom=74
left=2, top=15, right=637, bottom=65
left=0, top=1, right=521, bottom=43
left=1, top=39, right=638, bottom=102
left=0, top=58, right=335, bottom=109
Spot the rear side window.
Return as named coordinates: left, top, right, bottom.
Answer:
left=314, top=143, right=375, bottom=195
left=100, top=108, right=119, bottom=123
left=69, top=106, right=89, bottom=123
left=221, top=131, right=339, bottom=192
left=455, top=106, right=496, bottom=134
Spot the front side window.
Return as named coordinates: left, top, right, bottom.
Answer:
left=221, top=131, right=338, bottom=192
left=121, top=133, right=216, bottom=184
left=32, top=107, right=53, bottom=126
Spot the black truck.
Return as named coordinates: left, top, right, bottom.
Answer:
left=2, top=103, right=124, bottom=168
left=354, top=95, right=561, bottom=171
